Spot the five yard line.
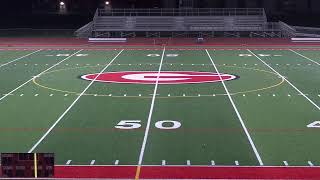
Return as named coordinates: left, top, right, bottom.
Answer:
left=248, top=49, right=320, bottom=111
left=205, top=49, right=264, bottom=166
left=0, top=49, right=83, bottom=102
left=289, top=49, right=320, bottom=66
left=0, top=49, right=42, bottom=68
left=28, top=49, right=124, bottom=153
left=135, top=46, right=166, bottom=179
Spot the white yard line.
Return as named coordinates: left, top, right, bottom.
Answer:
left=0, top=49, right=42, bottom=68
left=137, top=46, right=166, bottom=166
left=0, top=50, right=83, bottom=102
left=205, top=49, right=264, bottom=166
left=248, top=49, right=320, bottom=111
left=28, top=49, right=124, bottom=153
left=289, top=49, right=320, bottom=66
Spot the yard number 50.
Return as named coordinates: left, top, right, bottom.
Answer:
left=115, top=120, right=181, bottom=130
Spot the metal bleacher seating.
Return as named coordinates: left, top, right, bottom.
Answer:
left=75, top=8, right=320, bottom=38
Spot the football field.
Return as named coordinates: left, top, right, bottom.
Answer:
left=0, top=47, right=320, bottom=177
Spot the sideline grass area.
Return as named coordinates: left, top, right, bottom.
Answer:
left=0, top=48, right=319, bottom=167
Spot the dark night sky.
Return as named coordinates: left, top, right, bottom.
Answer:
left=0, top=0, right=319, bottom=28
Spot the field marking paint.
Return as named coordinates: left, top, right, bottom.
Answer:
left=248, top=49, right=320, bottom=111
left=187, top=160, right=191, bottom=165
left=206, top=49, right=264, bottom=166
left=27, top=49, right=124, bottom=153
left=0, top=49, right=42, bottom=68
left=289, top=49, right=320, bottom=66
left=162, top=160, right=166, bottom=166
left=135, top=46, right=166, bottom=180
left=0, top=50, right=83, bottom=102
left=308, top=161, right=314, bottom=166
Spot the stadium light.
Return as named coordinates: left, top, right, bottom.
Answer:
left=105, top=1, right=110, bottom=5
left=60, top=1, right=65, bottom=6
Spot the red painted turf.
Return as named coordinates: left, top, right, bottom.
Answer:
left=51, top=165, right=320, bottom=179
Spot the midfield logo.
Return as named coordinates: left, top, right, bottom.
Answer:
left=81, top=71, right=238, bottom=85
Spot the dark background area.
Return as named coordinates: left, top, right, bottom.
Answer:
left=1, top=0, right=320, bottom=29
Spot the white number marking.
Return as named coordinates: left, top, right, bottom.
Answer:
left=115, top=120, right=182, bottom=130
left=115, top=120, right=141, bottom=129
left=76, top=54, right=88, bottom=57
left=147, top=54, right=160, bottom=57
left=155, top=120, right=181, bottom=129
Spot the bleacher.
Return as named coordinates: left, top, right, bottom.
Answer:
left=75, top=8, right=320, bottom=38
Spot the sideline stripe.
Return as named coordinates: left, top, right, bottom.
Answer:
left=206, top=49, right=264, bottom=166
left=289, top=49, right=320, bottom=66
left=135, top=46, right=166, bottom=180
left=0, top=50, right=83, bottom=102
left=0, top=49, right=42, bottom=68
left=27, top=49, right=124, bottom=153
left=248, top=49, right=320, bottom=111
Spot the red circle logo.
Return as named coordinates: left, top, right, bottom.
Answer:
left=81, top=71, right=238, bottom=84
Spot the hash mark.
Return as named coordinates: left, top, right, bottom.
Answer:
left=211, top=160, right=215, bottom=166
left=187, top=160, right=191, bottom=165
left=308, top=161, right=314, bottom=166
left=162, top=160, right=166, bottom=166
left=66, top=160, right=72, bottom=165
